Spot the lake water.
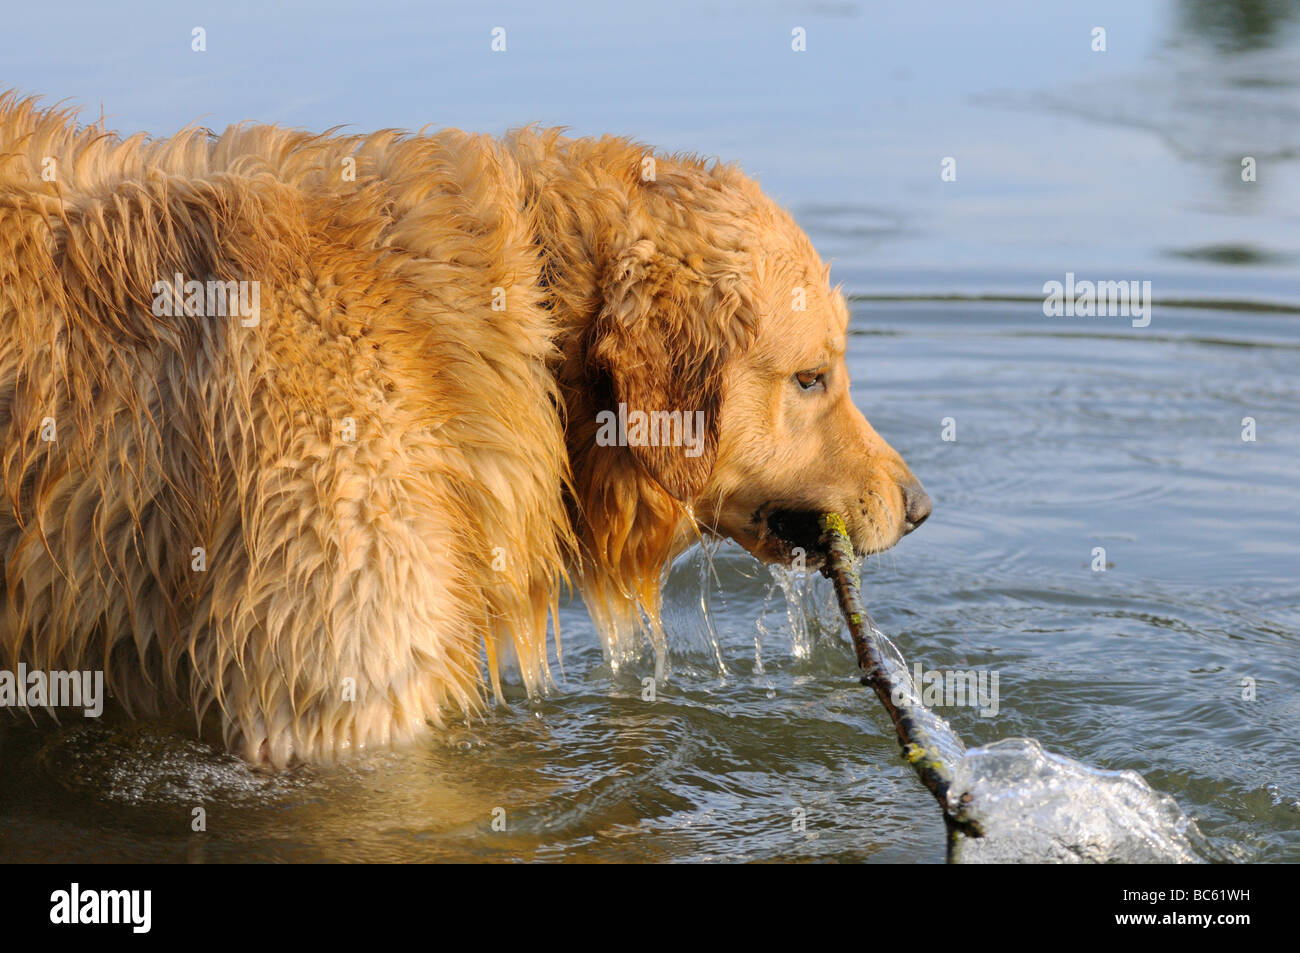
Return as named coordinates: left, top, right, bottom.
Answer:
left=1, top=0, right=1297, bottom=862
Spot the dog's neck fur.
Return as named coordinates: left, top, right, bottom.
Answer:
left=506, top=131, right=714, bottom=663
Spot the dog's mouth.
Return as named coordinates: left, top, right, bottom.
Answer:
left=754, top=505, right=834, bottom=567
left=700, top=502, right=870, bottom=568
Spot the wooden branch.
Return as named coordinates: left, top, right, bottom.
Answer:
left=817, top=513, right=983, bottom=841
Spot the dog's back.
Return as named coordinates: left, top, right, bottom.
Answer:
left=0, top=94, right=571, bottom=765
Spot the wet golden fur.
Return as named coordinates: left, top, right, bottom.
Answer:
left=0, top=93, right=924, bottom=766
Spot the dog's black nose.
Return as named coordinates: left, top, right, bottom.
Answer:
left=901, top=481, right=932, bottom=534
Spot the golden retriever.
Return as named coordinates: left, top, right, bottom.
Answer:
left=0, top=92, right=930, bottom=766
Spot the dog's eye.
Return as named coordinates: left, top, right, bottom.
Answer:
left=795, top=370, right=826, bottom=391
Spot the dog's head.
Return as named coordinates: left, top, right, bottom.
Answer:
left=576, top=156, right=929, bottom=570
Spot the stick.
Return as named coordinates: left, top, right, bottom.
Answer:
left=817, top=513, right=983, bottom=840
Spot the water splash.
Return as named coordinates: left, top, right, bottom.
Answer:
left=869, top=623, right=969, bottom=770
left=695, top=538, right=730, bottom=680
left=948, top=739, right=1219, bottom=864
left=760, top=563, right=844, bottom=662
left=34, top=721, right=310, bottom=805
left=764, top=563, right=814, bottom=659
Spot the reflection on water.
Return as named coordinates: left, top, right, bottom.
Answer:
left=1167, top=244, right=1295, bottom=266
left=1174, top=0, right=1300, bottom=55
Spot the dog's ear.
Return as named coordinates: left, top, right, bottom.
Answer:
left=588, top=239, right=753, bottom=501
